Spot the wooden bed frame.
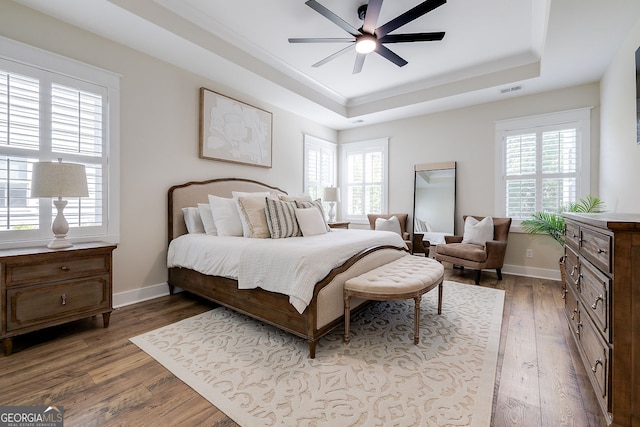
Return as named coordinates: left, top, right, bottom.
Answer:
left=167, top=178, right=406, bottom=357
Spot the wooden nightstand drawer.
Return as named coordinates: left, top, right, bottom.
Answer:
left=6, top=254, right=110, bottom=287
left=6, top=275, right=110, bottom=332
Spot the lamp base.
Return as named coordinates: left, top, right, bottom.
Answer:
left=327, top=202, right=336, bottom=223
left=47, top=237, right=74, bottom=249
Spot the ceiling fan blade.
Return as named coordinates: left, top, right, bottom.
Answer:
left=289, top=38, right=355, bottom=43
left=362, top=0, right=383, bottom=34
left=312, top=44, right=354, bottom=67
left=376, top=0, right=446, bottom=38
left=379, top=32, right=445, bottom=43
left=353, top=53, right=366, bottom=74
left=305, top=0, right=360, bottom=36
left=375, top=44, right=408, bottom=67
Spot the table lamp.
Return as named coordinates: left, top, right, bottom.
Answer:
left=323, top=187, right=340, bottom=223
left=31, top=159, right=89, bottom=249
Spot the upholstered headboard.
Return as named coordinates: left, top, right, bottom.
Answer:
left=168, top=178, right=287, bottom=242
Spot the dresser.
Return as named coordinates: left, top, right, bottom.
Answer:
left=1, top=242, right=116, bottom=356
left=563, top=213, right=640, bottom=426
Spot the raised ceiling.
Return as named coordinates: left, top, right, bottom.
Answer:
left=11, top=0, right=640, bottom=129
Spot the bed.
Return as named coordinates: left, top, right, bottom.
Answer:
left=167, top=178, right=408, bottom=357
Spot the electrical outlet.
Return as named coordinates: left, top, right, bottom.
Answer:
left=526, top=249, right=533, bottom=258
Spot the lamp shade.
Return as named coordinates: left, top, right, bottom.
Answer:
left=31, top=161, right=89, bottom=198
left=323, top=187, right=340, bottom=203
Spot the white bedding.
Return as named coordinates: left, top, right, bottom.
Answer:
left=167, top=229, right=407, bottom=313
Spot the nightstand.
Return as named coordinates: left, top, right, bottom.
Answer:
left=0, top=242, right=116, bottom=356
left=328, top=221, right=350, bottom=229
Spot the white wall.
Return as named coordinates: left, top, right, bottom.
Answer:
left=0, top=2, right=336, bottom=304
left=339, top=84, right=600, bottom=279
left=600, top=18, right=640, bottom=211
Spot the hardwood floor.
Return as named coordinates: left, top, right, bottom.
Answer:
left=0, top=269, right=607, bottom=427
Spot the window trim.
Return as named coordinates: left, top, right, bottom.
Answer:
left=494, top=108, right=591, bottom=231
left=0, top=36, right=120, bottom=248
left=339, top=137, right=389, bottom=224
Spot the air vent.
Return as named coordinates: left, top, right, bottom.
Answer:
left=500, top=85, right=523, bottom=94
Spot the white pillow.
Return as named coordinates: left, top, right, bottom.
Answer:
left=196, top=203, right=216, bottom=235
left=295, top=199, right=330, bottom=231
left=208, top=195, right=243, bottom=236
left=462, top=216, right=494, bottom=246
left=295, top=207, right=328, bottom=237
left=374, top=216, right=402, bottom=236
left=236, top=195, right=271, bottom=238
left=182, top=207, right=205, bottom=234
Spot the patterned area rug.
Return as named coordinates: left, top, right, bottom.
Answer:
left=130, top=281, right=504, bottom=426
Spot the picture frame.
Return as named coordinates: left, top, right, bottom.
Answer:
left=199, top=87, right=273, bottom=167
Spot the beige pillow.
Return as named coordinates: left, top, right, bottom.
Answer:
left=236, top=196, right=271, bottom=238
left=295, top=207, right=328, bottom=237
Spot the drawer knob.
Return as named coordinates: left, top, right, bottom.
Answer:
left=597, top=248, right=607, bottom=254
left=570, top=308, right=577, bottom=320
left=61, top=266, right=70, bottom=272
left=575, top=322, right=582, bottom=337
left=591, top=295, right=603, bottom=310
left=61, top=294, right=67, bottom=305
left=591, top=359, right=603, bottom=373
left=562, top=288, right=567, bottom=299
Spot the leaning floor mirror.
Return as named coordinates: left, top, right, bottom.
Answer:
left=413, top=162, right=456, bottom=256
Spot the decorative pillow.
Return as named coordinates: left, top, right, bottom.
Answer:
left=375, top=216, right=402, bottom=236
left=182, top=207, right=205, bottom=234
left=265, top=198, right=301, bottom=239
left=279, top=194, right=312, bottom=203
left=414, top=218, right=433, bottom=233
left=295, top=199, right=330, bottom=231
left=236, top=196, right=271, bottom=238
left=208, top=195, right=243, bottom=237
left=462, top=216, right=494, bottom=246
left=295, top=207, right=328, bottom=237
left=196, top=203, right=217, bottom=235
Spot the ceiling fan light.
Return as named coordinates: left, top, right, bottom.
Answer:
left=355, top=34, right=377, bottom=54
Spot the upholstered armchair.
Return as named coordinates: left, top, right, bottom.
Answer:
left=434, top=216, right=512, bottom=284
left=367, top=213, right=413, bottom=253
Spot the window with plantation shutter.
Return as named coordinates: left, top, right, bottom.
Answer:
left=340, top=138, right=388, bottom=222
left=0, top=36, right=120, bottom=248
left=495, top=109, right=590, bottom=228
left=303, top=134, right=336, bottom=202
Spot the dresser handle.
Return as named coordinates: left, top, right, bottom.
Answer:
left=61, top=266, right=70, bottom=272
left=562, top=288, right=567, bottom=299
left=575, top=322, right=582, bottom=337
left=570, top=308, right=577, bottom=320
left=591, top=295, right=603, bottom=309
left=572, top=233, right=578, bottom=238
left=570, top=266, right=578, bottom=277
left=61, top=294, right=67, bottom=305
left=597, top=248, right=607, bottom=254
left=591, top=359, right=603, bottom=373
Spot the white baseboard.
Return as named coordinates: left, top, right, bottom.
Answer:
left=501, top=264, right=561, bottom=281
left=113, top=282, right=172, bottom=308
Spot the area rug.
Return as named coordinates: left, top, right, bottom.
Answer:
left=130, top=281, right=504, bottom=427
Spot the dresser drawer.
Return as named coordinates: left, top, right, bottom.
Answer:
left=5, top=254, right=110, bottom=287
left=6, top=275, right=110, bottom=332
left=580, top=259, right=610, bottom=340
left=580, top=228, right=612, bottom=273
left=564, top=245, right=580, bottom=293
left=564, top=284, right=580, bottom=336
left=565, top=221, right=581, bottom=250
left=579, top=312, right=610, bottom=406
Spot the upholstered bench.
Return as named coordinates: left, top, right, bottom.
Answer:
left=343, top=254, right=444, bottom=344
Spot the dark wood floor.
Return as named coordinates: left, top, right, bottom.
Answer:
left=1, top=269, right=607, bottom=427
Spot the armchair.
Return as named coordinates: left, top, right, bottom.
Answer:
left=367, top=213, right=413, bottom=253
left=434, top=216, right=512, bottom=284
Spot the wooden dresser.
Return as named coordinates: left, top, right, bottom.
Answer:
left=0, top=242, right=116, bottom=356
left=563, top=213, right=640, bottom=426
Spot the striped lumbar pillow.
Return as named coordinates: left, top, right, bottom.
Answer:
left=265, top=198, right=302, bottom=239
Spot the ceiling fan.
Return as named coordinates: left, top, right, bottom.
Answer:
left=288, top=0, right=446, bottom=74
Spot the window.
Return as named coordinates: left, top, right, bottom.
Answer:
left=340, top=138, right=388, bottom=223
left=495, top=108, right=590, bottom=228
left=0, top=37, right=120, bottom=248
left=303, top=134, right=337, bottom=201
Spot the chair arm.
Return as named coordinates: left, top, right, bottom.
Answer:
left=485, top=240, right=508, bottom=268
left=402, top=231, right=410, bottom=241
left=444, top=235, right=463, bottom=244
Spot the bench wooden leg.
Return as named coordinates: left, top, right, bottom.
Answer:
left=343, top=293, right=351, bottom=344
left=437, top=282, right=443, bottom=315
left=414, top=296, right=421, bottom=344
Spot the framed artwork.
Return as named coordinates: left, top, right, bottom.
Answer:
left=199, top=87, right=273, bottom=167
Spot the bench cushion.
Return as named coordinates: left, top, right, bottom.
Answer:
left=344, top=255, right=444, bottom=295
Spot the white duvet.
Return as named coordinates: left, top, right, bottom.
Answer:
left=167, top=229, right=407, bottom=313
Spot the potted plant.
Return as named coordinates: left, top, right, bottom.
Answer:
left=521, top=195, right=605, bottom=284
